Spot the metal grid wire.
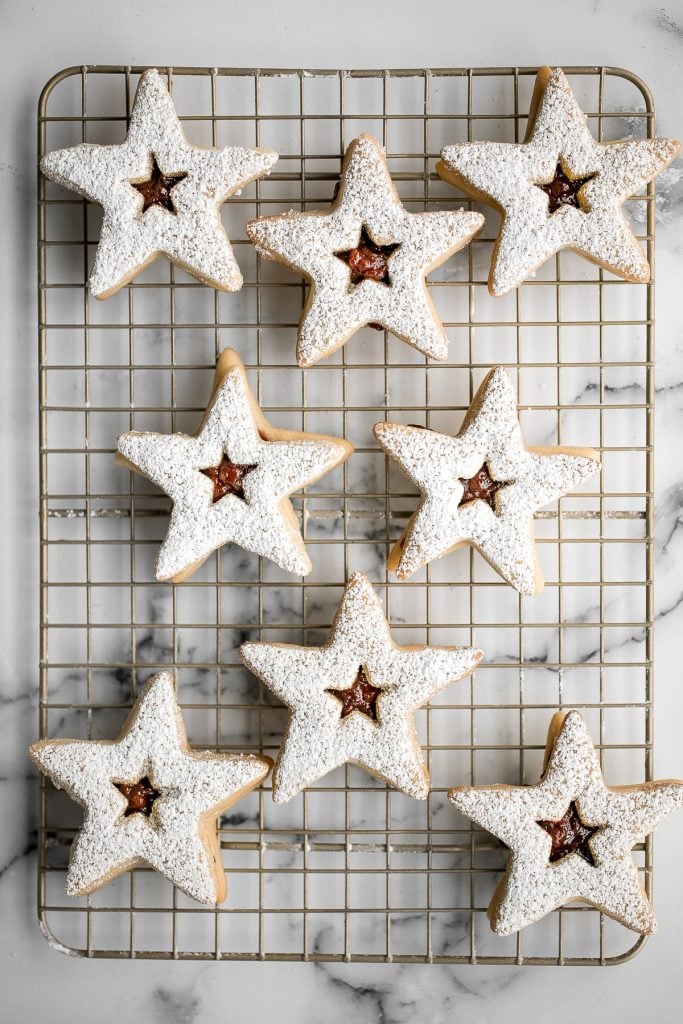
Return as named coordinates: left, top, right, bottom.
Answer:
left=37, top=65, right=655, bottom=964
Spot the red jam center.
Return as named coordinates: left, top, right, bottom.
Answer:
left=326, top=665, right=382, bottom=721
left=458, top=463, right=511, bottom=514
left=536, top=163, right=597, bottom=215
left=130, top=154, right=188, bottom=214
left=200, top=456, right=256, bottom=503
left=536, top=800, right=599, bottom=865
left=115, top=776, right=161, bottom=817
left=335, top=225, right=400, bottom=288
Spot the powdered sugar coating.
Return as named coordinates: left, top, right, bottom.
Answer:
left=449, top=710, right=683, bottom=935
left=438, top=66, right=679, bottom=295
left=374, top=366, right=600, bottom=593
left=28, top=672, right=271, bottom=904
left=41, top=69, right=278, bottom=298
left=240, top=571, right=482, bottom=802
left=247, top=134, right=484, bottom=366
left=117, top=349, right=351, bottom=581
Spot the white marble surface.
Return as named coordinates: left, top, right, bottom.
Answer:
left=3, top=0, right=683, bottom=1019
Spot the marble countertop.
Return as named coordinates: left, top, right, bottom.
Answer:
left=3, top=1, right=683, bottom=1020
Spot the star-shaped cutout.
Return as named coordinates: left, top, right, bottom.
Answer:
left=246, top=134, right=484, bottom=366
left=437, top=66, right=679, bottom=295
left=374, top=366, right=600, bottom=594
left=239, top=571, right=482, bottom=802
left=116, top=348, right=352, bottom=581
left=449, top=710, right=683, bottom=935
left=41, top=68, right=278, bottom=298
left=458, top=462, right=512, bottom=514
left=334, top=225, right=400, bottom=288
left=200, top=456, right=257, bottom=503
left=130, top=154, right=187, bottom=214
left=536, top=800, right=599, bottom=866
left=115, top=775, right=161, bottom=818
left=326, top=665, right=383, bottom=721
left=536, top=161, right=597, bottom=215
left=28, top=672, right=271, bottom=904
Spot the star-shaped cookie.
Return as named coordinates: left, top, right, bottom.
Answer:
left=41, top=68, right=278, bottom=298
left=29, top=672, right=271, bottom=904
left=449, top=710, right=683, bottom=935
left=117, top=348, right=352, bottom=581
left=374, top=366, right=600, bottom=594
left=239, top=571, right=482, bottom=802
left=437, top=66, right=679, bottom=295
left=246, top=134, right=484, bottom=366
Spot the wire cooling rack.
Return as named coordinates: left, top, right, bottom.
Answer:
left=37, top=65, right=656, bottom=964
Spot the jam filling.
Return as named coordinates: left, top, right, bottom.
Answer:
left=200, top=455, right=257, bottom=503
left=334, top=226, right=400, bottom=289
left=458, top=462, right=512, bottom=514
left=536, top=162, right=598, bottom=215
left=326, top=665, right=382, bottom=721
left=130, top=154, right=188, bottom=215
left=115, top=775, right=161, bottom=818
left=536, top=800, right=599, bottom=866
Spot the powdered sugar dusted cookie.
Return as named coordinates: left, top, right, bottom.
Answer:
left=437, top=66, right=679, bottom=295
left=374, top=366, right=600, bottom=594
left=41, top=68, right=278, bottom=298
left=449, top=710, right=683, bottom=935
left=247, top=134, right=484, bottom=366
left=29, top=672, right=271, bottom=904
left=240, top=571, right=482, bottom=802
left=117, top=348, right=352, bottom=581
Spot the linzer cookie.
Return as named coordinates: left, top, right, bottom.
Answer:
left=449, top=710, right=683, bottom=935
left=374, top=366, right=600, bottom=594
left=116, top=348, right=352, bottom=582
left=239, top=571, right=482, bottom=802
left=437, top=66, right=679, bottom=295
left=41, top=68, right=278, bottom=298
left=28, top=672, right=271, bottom=904
left=246, top=134, right=484, bottom=366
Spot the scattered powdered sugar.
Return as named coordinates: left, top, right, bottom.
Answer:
left=449, top=710, right=683, bottom=935
left=240, top=570, right=482, bottom=802
left=41, top=68, right=278, bottom=298
left=438, top=66, right=679, bottom=295
left=247, top=134, right=484, bottom=366
left=28, top=672, right=271, bottom=904
left=374, top=366, right=600, bottom=594
left=117, top=351, right=351, bottom=581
